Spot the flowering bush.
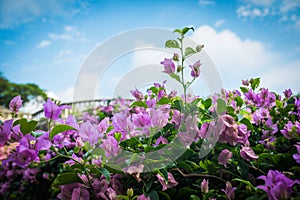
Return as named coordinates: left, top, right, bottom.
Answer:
left=1, top=27, right=300, bottom=200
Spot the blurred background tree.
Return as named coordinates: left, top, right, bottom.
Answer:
left=0, top=72, right=47, bottom=108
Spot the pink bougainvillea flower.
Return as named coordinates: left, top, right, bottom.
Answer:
left=130, top=88, right=144, bottom=101
left=201, top=179, right=209, bottom=193
left=189, top=60, right=201, bottom=78
left=57, top=183, right=90, bottom=200
left=240, top=146, right=258, bottom=161
left=222, top=182, right=236, bottom=200
left=137, top=194, right=150, bottom=200
left=43, top=99, right=70, bottom=120
left=293, top=143, right=300, bottom=164
left=0, top=119, right=13, bottom=145
left=9, top=95, right=23, bottom=112
left=100, top=136, right=119, bottom=157
left=78, top=121, right=100, bottom=146
left=218, top=149, right=233, bottom=167
left=257, top=170, right=300, bottom=200
left=283, top=88, right=292, bottom=98
left=161, top=58, right=175, bottom=74
left=156, top=172, right=178, bottom=191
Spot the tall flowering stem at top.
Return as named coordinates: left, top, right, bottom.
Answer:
left=161, top=27, right=204, bottom=107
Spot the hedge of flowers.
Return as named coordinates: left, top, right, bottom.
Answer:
left=1, top=27, right=300, bottom=200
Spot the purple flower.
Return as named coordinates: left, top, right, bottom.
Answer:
left=222, top=182, right=236, bottom=200
left=57, top=183, right=90, bottom=200
left=218, top=149, right=232, bottom=167
left=160, top=58, right=175, bottom=74
left=132, top=112, right=151, bottom=128
left=283, top=89, right=292, bottom=99
left=156, top=172, right=178, bottom=191
left=43, top=99, right=70, bottom=120
left=0, top=119, right=13, bottom=145
left=9, top=95, right=23, bottom=112
left=201, top=179, right=209, bottom=193
left=257, top=170, right=300, bottom=200
left=242, top=79, right=249, bottom=86
left=293, top=143, right=300, bottom=164
left=137, top=194, right=150, bottom=200
left=78, top=121, right=100, bottom=146
left=154, top=136, right=168, bottom=146
left=189, top=60, right=201, bottom=78
left=130, top=88, right=144, bottom=101
left=281, top=121, right=300, bottom=139
left=240, top=146, right=258, bottom=161
left=100, top=136, right=119, bottom=157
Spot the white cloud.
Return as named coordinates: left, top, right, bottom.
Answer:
left=187, top=25, right=299, bottom=93
left=48, top=26, right=86, bottom=42
left=55, top=86, right=74, bottom=102
left=237, top=6, right=269, bottom=17
left=214, top=19, right=226, bottom=27
left=0, top=0, right=87, bottom=29
left=198, top=0, right=215, bottom=6
left=242, top=0, right=275, bottom=7
left=237, top=0, right=300, bottom=28
left=280, top=0, right=300, bottom=13
left=37, top=40, right=52, bottom=48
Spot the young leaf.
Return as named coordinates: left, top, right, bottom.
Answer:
left=50, top=124, right=76, bottom=140
left=130, top=101, right=148, bottom=108
left=165, top=40, right=179, bottom=48
left=185, top=47, right=196, bottom=57
left=169, top=73, right=181, bottom=82
left=182, top=27, right=194, bottom=35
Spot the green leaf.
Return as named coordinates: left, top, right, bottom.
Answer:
left=240, top=118, right=253, bottom=131
left=16, top=118, right=38, bottom=134
left=234, top=96, right=244, bottom=107
left=157, top=97, right=170, bottom=105
left=159, top=168, right=169, bottom=184
left=190, top=195, right=200, bottom=200
left=51, top=172, right=82, bottom=188
left=158, top=191, right=171, bottom=200
left=99, top=167, right=110, bottom=183
left=173, top=29, right=182, bottom=34
left=114, top=132, right=122, bottom=142
left=50, top=124, right=76, bottom=140
left=165, top=40, right=179, bottom=48
left=92, top=148, right=105, bottom=156
left=182, top=27, right=194, bottom=35
left=185, top=47, right=196, bottom=57
left=116, top=195, right=129, bottom=200
left=202, top=98, right=212, bottom=109
left=129, top=153, right=140, bottom=164
left=232, top=178, right=256, bottom=191
left=250, top=78, right=260, bottom=90
left=171, top=99, right=184, bottom=111
left=237, top=161, right=249, bottom=178
left=145, top=190, right=159, bottom=200
left=130, top=101, right=148, bottom=108
left=240, top=87, right=249, bottom=93
left=217, top=99, right=227, bottom=114
left=169, top=73, right=181, bottom=82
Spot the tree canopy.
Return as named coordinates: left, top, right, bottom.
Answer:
left=0, top=72, right=47, bottom=108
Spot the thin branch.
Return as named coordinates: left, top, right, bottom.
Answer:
left=171, top=168, right=227, bottom=183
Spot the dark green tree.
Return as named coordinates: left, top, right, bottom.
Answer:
left=0, top=72, right=47, bottom=108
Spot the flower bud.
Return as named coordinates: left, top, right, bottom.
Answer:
left=127, top=188, right=134, bottom=197
left=173, top=53, right=179, bottom=61
left=9, top=95, right=23, bottom=112
left=177, top=65, right=182, bottom=73
left=196, top=44, right=204, bottom=52
left=201, top=179, right=209, bottom=193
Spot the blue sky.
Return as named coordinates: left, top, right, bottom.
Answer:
left=0, top=0, right=299, bottom=107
